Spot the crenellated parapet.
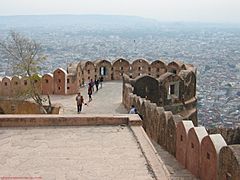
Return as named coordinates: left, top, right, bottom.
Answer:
left=1, top=58, right=239, bottom=179
left=124, top=67, right=197, bottom=125
left=0, top=58, right=196, bottom=96
left=219, top=145, right=240, bottom=180
left=122, top=72, right=240, bottom=180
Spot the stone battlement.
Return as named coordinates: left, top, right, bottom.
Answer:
left=0, top=58, right=239, bottom=179
left=122, top=74, right=240, bottom=180
left=0, top=58, right=196, bottom=96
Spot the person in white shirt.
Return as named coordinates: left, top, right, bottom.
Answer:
left=129, top=105, right=136, bottom=114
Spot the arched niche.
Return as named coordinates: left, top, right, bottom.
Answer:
left=42, top=73, right=54, bottom=95
left=131, top=59, right=150, bottom=78
left=150, top=60, right=167, bottom=78
left=112, top=58, right=130, bottom=80
left=53, top=68, right=67, bottom=95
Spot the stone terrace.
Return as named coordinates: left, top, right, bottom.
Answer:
left=0, top=81, right=196, bottom=179
left=0, top=115, right=169, bottom=180
left=49, top=81, right=196, bottom=179
left=0, top=126, right=156, bottom=179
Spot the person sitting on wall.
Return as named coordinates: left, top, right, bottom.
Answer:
left=129, top=105, right=136, bottom=114
left=129, top=105, right=143, bottom=119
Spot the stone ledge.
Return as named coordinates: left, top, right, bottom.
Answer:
left=128, top=114, right=143, bottom=126
left=0, top=114, right=142, bottom=127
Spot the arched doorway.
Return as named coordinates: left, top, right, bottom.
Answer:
left=99, top=66, right=107, bottom=76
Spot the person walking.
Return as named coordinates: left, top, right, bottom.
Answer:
left=95, top=78, right=99, bottom=91
left=89, top=79, right=94, bottom=92
left=76, top=93, right=84, bottom=113
left=88, top=85, right=93, bottom=102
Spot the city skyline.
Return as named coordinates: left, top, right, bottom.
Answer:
left=0, top=0, right=240, bottom=23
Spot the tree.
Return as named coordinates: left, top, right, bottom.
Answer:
left=0, top=31, right=51, bottom=113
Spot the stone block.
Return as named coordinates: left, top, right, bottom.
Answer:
left=176, top=120, right=194, bottom=167
left=166, top=115, right=183, bottom=156
left=186, top=127, right=208, bottom=178
left=200, top=134, right=227, bottom=180
left=219, top=145, right=240, bottom=180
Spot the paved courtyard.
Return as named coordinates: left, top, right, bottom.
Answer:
left=50, top=81, right=128, bottom=114
left=0, top=126, right=155, bottom=180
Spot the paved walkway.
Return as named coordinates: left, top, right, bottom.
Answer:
left=0, top=126, right=155, bottom=179
left=41, top=81, right=196, bottom=179
left=50, top=81, right=128, bottom=114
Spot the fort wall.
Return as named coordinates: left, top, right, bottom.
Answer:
left=208, top=127, right=240, bottom=145
left=42, top=73, right=54, bottom=95
left=0, top=100, right=61, bottom=114
left=0, top=58, right=196, bottom=96
left=219, top=145, right=240, bottom=180
left=122, top=71, right=239, bottom=180
left=0, top=58, right=239, bottom=179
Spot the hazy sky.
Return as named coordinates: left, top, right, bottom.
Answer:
left=0, top=0, right=240, bottom=23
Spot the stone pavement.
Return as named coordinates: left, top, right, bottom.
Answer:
left=0, top=81, right=196, bottom=179
left=0, top=126, right=155, bottom=179
left=50, top=81, right=127, bottom=114
left=49, top=81, right=197, bottom=179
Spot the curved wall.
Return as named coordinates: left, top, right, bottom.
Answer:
left=0, top=59, right=196, bottom=96
left=122, top=71, right=239, bottom=180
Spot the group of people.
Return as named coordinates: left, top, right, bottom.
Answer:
left=75, top=78, right=142, bottom=116
left=76, top=85, right=143, bottom=119
left=87, top=76, right=103, bottom=101
left=75, top=76, right=104, bottom=113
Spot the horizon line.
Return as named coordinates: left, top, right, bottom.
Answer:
left=0, top=14, right=240, bottom=25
